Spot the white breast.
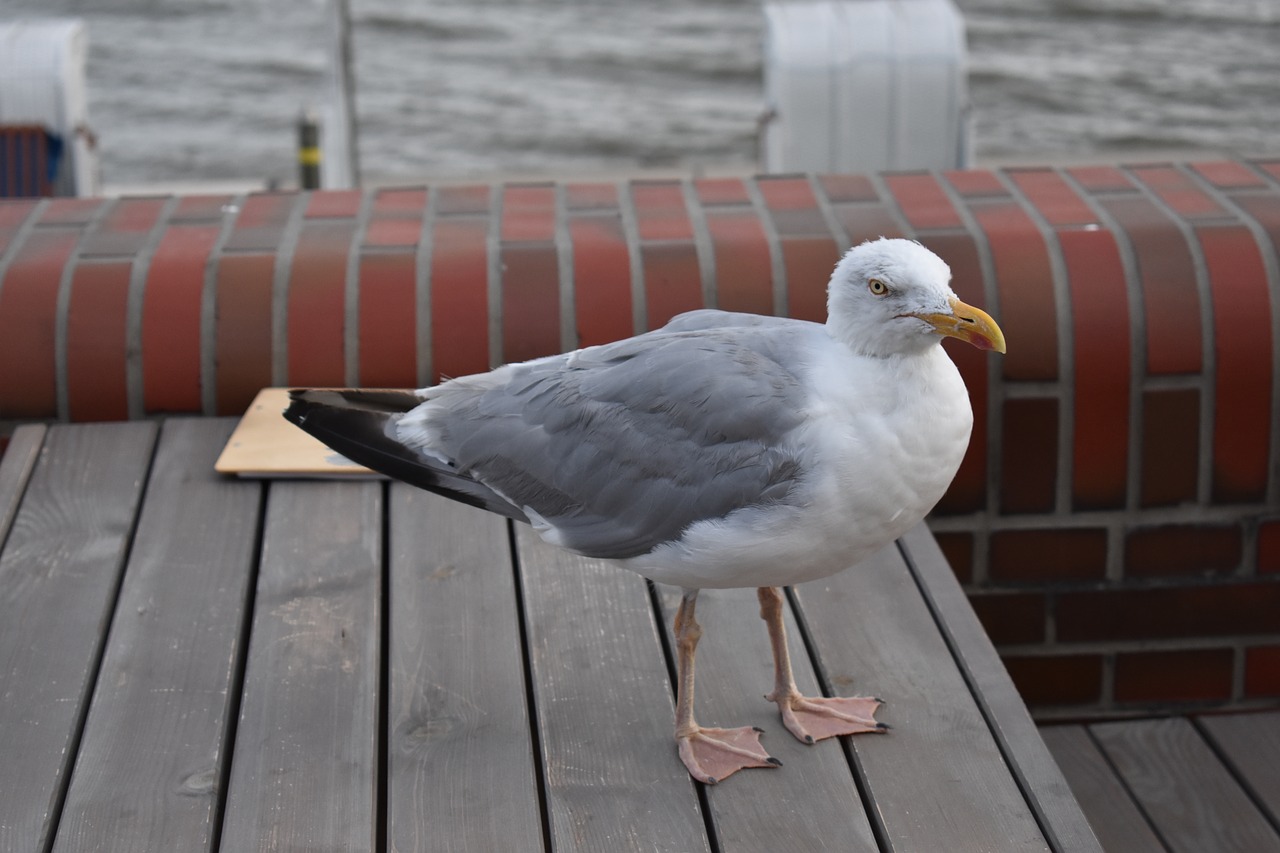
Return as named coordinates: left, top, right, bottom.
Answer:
left=619, top=341, right=973, bottom=590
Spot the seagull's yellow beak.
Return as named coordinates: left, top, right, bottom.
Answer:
left=910, top=296, right=1006, bottom=354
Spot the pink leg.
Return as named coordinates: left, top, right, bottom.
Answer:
left=758, top=586, right=887, bottom=744
left=674, top=590, right=780, bottom=784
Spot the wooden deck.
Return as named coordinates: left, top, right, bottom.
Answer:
left=1044, top=712, right=1280, bottom=853
left=0, top=418, right=1099, bottom=852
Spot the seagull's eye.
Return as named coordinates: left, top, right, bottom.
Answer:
left=868, top=278, right=889, bottom=296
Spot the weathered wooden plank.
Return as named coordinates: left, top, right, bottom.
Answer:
left=1039, top=725, right=1165, bottom=853
left=652, top=584, right=879, bottom=852
left=791, top=542, right=1051, bottom=852
left=387, top=488, right=543, bottom=852
left=50, top=419, right=261, bottom=853
left=219, top=480, right=382, bottom=852
left=1198, top=711, right=1280, bottom=830
left=0, top=423, right=46, bottom=546
left=900, top=525, right=1103, bottom=852
left=1092, top=717, right=1280, bottom=853
left=0, top=422, right=157, bottom=853
left=513, top=526, right=710, bottom=853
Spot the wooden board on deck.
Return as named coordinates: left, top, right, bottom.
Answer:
left=219, top=480, right=382, bottom=851
left=386, top=488, right=544, bottom=852
left=513, top=525, right=712, bottom=853
left=1040, top=725, right=1165, bottom=853
left=51, top=419, right=262, bottom=853
left=1090, top=717, right=1280, bottom=853
left=0, top=423, right=157, bottom=852
left=213, top=387, right=377, bottom=478
left=791, top=542, right=1053, bottom=851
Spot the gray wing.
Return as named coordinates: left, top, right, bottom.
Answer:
left=402, top=324, right=812, bottom=559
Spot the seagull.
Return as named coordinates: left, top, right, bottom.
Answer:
left=284, top=237, right=1005, bottom=784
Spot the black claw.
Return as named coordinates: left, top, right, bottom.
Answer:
left=876, top=722, right=893, bottom=731
left=752, top=726, right=765, bottom=733
left=874, top=697, right=886, bottom=704
left=804, top=734, right=815, bottom=745
left=767, top=756, right=783, bottom=766
left=706, top=776, right=718, bottom=785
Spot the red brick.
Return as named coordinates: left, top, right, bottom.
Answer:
left=1114, top=648, right=1233, bottom=703
left=142, top=223, right=220, bottom=414
left=694, top=177, right=751, bottom=207
left=81, top=197, right=166, bottom=257
left=0, top=230, right=79, bottom=418
left=500, top=243, right=560, bottom=364
left=884, top=172, right=964, bottom=231
left=921, top=234, right=988, bottom=514
left=172, top=194, right=233, bottom=222
left=757, top=175, right=819, bottom=213
left=1198, top=225, right=1272, bottom=503
left=66, top=259, right=132, bottom=421
left=436, top=185, right=489, bottom=216
left=1245, top=645, right=1280, bottom=697
left=1260, top=520, right=1280, bottom=574
left=357, top=251, right=418, bottom=388
left=430, top=218, right=489, bottom=380
left=970, top=199, right=1058, bottom=381
left=364, top=187, right=425, bottom=249
left=214, top=252, right=275, bottom=415
left=1004, top=654, right=1103, bottom=706
left=1066, top=166, right=1134, bottom=192
left=828, top=205, right=905, bottom=245
left=499, top=187, right=559, bottom=364
left=224, top=192, right=298, bottom=252
left=371, top=187, right=427, bottom=216
left=704, top=209, right=772, bottom=316
left=969, top=592, right=1045, bottom=645
left=816, top=174, right=878, bottom=203
left=1061, top=229, right=1130, bottom=509
left=565, top=182, right=618, bottom=211
left=1057, top=582, right=1280, bottom=642
left=640, top=241, right=703, bottom=329
left=632, top=182, right=693, bottom=242
left=1130, top=165, right=1229, bottom=220
left=1190, top=161, right=1266, bottom=190
left=39, top=197, right=106, bottom=225
left=568, top=213, right=633, bottom=347
left=1125, top=525, right=1243, bottom=578
left=1141, top=389, right=1199, bottom=507
left=944, top=169, right=1008, bottom=199
left=305, top=189, right=362, bottom=219
left=1000, top=398, right=1058, bottom=515
left=933, top=531, right=973, bottom=584
left=287, top=220, right=354, bottom=386
left=758, top=177, right=840, bottom=322
left=632, top=182, right=701, bottom=328
left=780, top=236, right=839, bottom=323
left=989, top=528, right=1107, bottom=583
left=364, top=217, right=422, bottom=249
left=1101, top=196, right=1201, bottom=375
left=1008, top=169, right=1097, bottom=227
left=501, top=184, right=556, bottom=243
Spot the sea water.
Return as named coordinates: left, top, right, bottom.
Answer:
left=3, top=0, right=1277, bottom=186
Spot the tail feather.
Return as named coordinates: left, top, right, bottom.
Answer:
left=283, top=389, right=529, bottom=522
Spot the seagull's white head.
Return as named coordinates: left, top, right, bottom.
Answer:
left=826, top=238, right=1006, bottom=358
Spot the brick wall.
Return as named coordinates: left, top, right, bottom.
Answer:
left=1, top=160, right=1278, bottom=718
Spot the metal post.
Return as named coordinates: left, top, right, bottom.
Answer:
left=298, top=109, right=321, bottom=189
